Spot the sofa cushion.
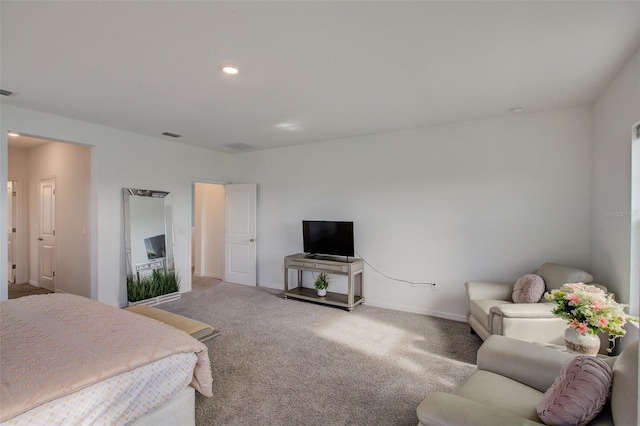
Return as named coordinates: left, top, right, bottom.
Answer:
left=469, top=299, right=512, bottom=331
left=512, top=274, right=545, bottom=303
left=537, top=356, right=612, bottom=426
left=536, top=263, right=593, bottom=295
left=611, top=341, right=638, bottom=426
left=455, top=370, right=544, bottom=422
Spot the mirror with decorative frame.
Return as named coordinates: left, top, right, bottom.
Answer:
left=123, top=188, right=174, bottom=280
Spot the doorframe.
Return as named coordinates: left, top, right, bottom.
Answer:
left=7, top=180, right=16, bottom=284
left=6, top=178, right=23, bottom=284
left=630, top=121, right=640, bottom=317
left=1, top=133, right=8, bottom=300
left=2, top=131, right=96, bottom=302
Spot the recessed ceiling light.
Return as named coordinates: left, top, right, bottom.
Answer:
left=221, top=65, right=239, bottom=75
left=510, top=106, right=525, bottom=114
left=7, top=132, right=20, bottom=137
left=273, top=122, right=301, bottom=131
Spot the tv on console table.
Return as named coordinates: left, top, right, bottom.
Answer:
left=283, top=253, right=364, bottom=312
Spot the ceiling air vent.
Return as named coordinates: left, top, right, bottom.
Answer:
left=0, top=89, right=16, bottom=97
left=222, top=142, right=259, bottom=151
left=162, top=132, right=181, bottom=138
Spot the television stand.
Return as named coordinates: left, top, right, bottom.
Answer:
left=283, top=253, right=364, bottom=312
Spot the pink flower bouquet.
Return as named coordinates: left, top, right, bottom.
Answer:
left=545, top=282, right=638, bottom=351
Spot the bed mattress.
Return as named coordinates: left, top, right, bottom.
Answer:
left=1, top=352, right=196, bottom=425
left=0, top=294, right=212, bottom=424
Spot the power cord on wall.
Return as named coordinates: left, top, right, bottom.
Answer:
left=355, top=250, right=436, bottom=287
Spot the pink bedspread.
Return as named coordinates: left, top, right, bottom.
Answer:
left=0, top=294, right=213, bottom=422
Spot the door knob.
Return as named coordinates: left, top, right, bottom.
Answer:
left=37, top=238, right=43, bottom=241
left=249, top=238, right=256, bottom=242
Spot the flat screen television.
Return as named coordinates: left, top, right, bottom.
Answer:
left=144, top=234, right=166, bottom=260
left=302, top=221, right=354, bottom=257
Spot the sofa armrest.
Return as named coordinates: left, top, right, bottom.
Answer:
left=590, top=282, right=609, bottom=293
left=417, top=392, right=542, bottom=426
left=465, top=281, right=514, bottom=301
left=477, top=335, right=575, bottom=392
left=489, top=303, right=556, bottom=319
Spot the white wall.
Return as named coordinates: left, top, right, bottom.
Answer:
left=1, top=105, right=230, bottom=306
left=26, top=142, right=91, bottom=296
left=193, top=183, right=224, bottom=279
left=591, top=48, right=640, bottom=315
left=0, top=75, right=632, bottom=322
left=230, top=107, right=594, bottom=320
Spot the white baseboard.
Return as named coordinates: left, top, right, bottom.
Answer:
left=259, top=281, right=466, bottom=322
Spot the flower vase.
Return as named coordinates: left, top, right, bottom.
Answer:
left=317, top=288, right=327, bottom=297
left=564, top=327, right=600, bottom=355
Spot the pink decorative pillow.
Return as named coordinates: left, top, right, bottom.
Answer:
left=537, top=356, right=612, bottom=426
left=512, top=274, right=545, bottom=303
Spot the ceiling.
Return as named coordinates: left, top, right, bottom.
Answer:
left=1, top=1, right=639, bottom=154
left=7, top=134, right=51, bottom=150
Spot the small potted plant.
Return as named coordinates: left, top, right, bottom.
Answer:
left=314, top=272, right=330, bottom=297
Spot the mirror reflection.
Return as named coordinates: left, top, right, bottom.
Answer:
left=123, top=188, right=174, bottom=279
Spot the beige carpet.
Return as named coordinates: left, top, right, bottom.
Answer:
left=159, top=277, right=482, bottom=425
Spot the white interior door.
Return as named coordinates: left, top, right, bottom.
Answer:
left=224, top=184, right=257, bottom=286
left=39, top=177, right=56, bottom=291
left=7, top=182, right=16, bottom=284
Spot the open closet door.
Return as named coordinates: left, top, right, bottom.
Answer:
left=224, top=184, right=257, bottom=286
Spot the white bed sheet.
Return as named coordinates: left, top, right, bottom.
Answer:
left=2, top=352, right=197, bottom=426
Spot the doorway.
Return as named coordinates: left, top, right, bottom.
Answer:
left=192, top=183, right=225, bottom=280
left=192, top=182, right=257, bottom=286
left=6, top=134, right=91, bottom=297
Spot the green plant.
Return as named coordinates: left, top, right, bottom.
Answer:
left=127, top=269, right=181, bottom=303
left=314, top=272, right=330, bottom=291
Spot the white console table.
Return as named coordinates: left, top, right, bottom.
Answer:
left=283, top=253, right=364, bottom=311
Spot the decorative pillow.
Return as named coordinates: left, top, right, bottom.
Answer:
left=512, top=274, right=545, bottom=303
left=537, top=356, right=613, bottom=426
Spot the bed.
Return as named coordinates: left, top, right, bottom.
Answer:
left=0, top=293, right=213, bottom=425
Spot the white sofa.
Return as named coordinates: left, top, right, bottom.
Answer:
left=466, top=262, right=604, bottom=344
left=416, top=335, right=638, bottom=426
